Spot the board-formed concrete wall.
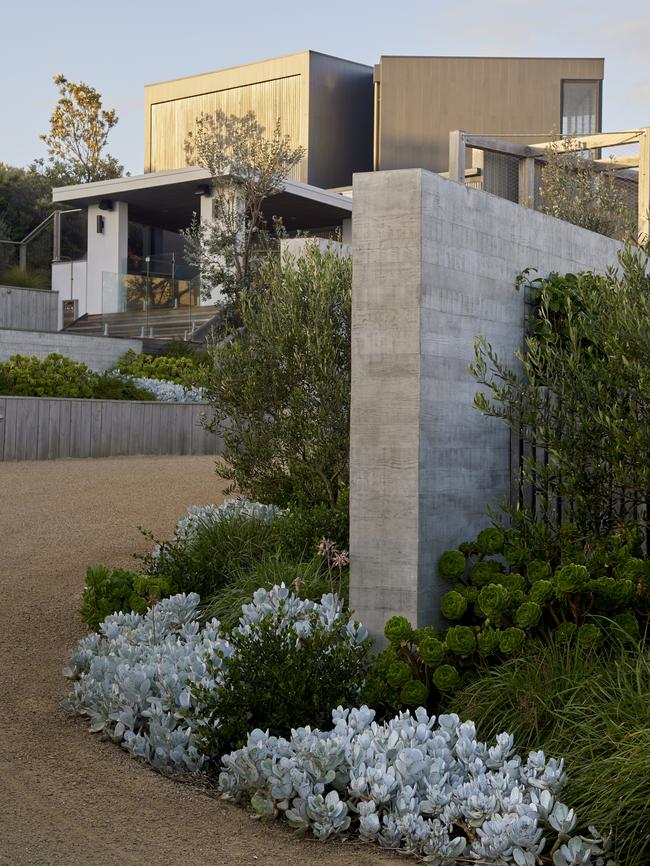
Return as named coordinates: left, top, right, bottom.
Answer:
left=350, top=168, right=622, bottom=639
left=0, top=329, right=143, bottom=371
left=0, top=285, right=59, bottom=331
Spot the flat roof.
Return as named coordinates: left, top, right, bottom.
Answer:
left=52, top=167, right=352, bottom=233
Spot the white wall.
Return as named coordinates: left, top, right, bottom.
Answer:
left=51, top=261, right=88, bottom=318
left=86, top=202, right=128, bottom=315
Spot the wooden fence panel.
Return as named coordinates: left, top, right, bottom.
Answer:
left=0, top=397, right=221, bottom=461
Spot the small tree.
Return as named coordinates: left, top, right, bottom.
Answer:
left=539, top=138, right=635, bottom=240
left=203, top=241, right=351, bottom=509
left=37, top=74, right=123, bottom=184
left=183, top=110, right=304, bottom=310
left=470, top=244, right=650, bottom=537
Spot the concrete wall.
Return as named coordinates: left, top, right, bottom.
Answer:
left=350, top=168, right=622, bottom=639
left=0, top=286, right=59, bottom=331
left=0, top=329, right=143, bottom=371
left=0, top=396, right=220, bottom=461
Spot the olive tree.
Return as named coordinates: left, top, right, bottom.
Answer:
left=183, top=111, right=304, bottom=311
left=203, top=241, right=351, bottom=509
left=470, top=244, right=650, bottom=537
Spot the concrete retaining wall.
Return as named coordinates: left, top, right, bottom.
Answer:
left=349, top=168, right=622, bottom=639
left=0, top=285, right=59, bottom=331
left=0, top=329, right=143, bottom=371
left=0, top=396, right=220, bottom=461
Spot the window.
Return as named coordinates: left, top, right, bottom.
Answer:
left=561, top=80, right=600, bottom=137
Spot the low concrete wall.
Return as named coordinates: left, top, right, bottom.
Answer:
left=0, top=396, right=220, bottom=461
left=350, top=168, right=622, bottom=639
left=0, top=329, right=143, bottom=371
left=0, top=285, right=59, bottom=331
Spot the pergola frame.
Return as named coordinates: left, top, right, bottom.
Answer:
left=449, top=128, right=650, bottom=242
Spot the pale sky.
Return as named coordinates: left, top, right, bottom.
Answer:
left=1, top=0, right=648, bottom=173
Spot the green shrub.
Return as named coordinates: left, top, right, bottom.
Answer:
left=80, top=564, right=171, bottom=630
left=449, top=635, right=650, bottom=866
left=145, top=512, right=278, bottom=599
left=201, top=554, right=341, bottom=631
left=114, top=348, right=206, bottom=388
left=365, top=522, right=648, bottom=715
left=0, top=353, right=154, bottom=400
left=271, top=488, right=349, bottom=560
left=194, top=596, right=371, bottom=762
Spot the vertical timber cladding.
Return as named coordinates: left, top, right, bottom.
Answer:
left=374, top=56, right=605, bottom=174
left=144, top=51, right=374, bottom=189
left=150, top=76, right=304, bottom=179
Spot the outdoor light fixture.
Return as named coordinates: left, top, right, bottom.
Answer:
left=194, top=185, right=212, bottom=197
left=98, top=199, right=114, bottom=211
left=96, top=215, right=105, bottom=234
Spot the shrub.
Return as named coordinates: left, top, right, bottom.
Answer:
left=194, top=585, right=370, bottom=761
left=271, top=487, right=349, bottom=560
left=365, top=523, right=648, bottom=714
left=122, top=375, right=204, bottom=402
left=145, top=499, right=287, bottom=599
left=114, top=348, right=207, bottom=388
left=0, top=353, right=154, bottom=400
left=202, top=241, right=351, bottom=509
left=65, top=593, right=230, bottom=775
left=80, top=564, right=172, bottom=630
left=471, top=245, right=650, bottom=536
left=0, top=265, right=48, bottom=289
left=219, top=705, right=609, bottom=864
left=450, top=635, right=650, bottom=866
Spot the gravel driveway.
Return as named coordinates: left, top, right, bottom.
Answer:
left=0, top=455, right=402, bottom=866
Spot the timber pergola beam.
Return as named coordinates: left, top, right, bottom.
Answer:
left=448, top=128, right=650, bottom=243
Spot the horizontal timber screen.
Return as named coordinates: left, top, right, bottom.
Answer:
left=0, top=396, right=221, bottom=461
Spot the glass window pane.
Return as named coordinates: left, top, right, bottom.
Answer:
left=562, top=80, right=599, bottom=136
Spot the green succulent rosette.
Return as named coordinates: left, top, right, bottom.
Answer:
left=514, top=601, right=542, bottom=629
left=477, top=583, right=510, bottom=618
left=554, top=563, right=590, bottom=594
left=470, top=560, right=505, bottom=587
left=477, top=628, right=501, bottom=656
left=527, top=560, right=552, bottom=583
left=529, top=579, right=554, bottom=605
left=476, top=527, right=505, bottom=555
left=445, top=625, right=476, bottom=657
left=438, top=550, right=466, bottom=580
left=441, top=590, right=468, bottom=621
left=384, top=615, right=414, bottom=644
left=555, top=622, right=577, bottom=642
left=456, top=585, right=480, bottom=604
left=418, top=636, right=447, bottom=666
left=576, top=623, right=602, bottom=647
left=386, top=660, right=413, bottom=688
left=498, top=627, right=526, bottom=655
left=432, top=664, right=460, bottom=691
left=400, top=679, right=428, bottom=707
left=612, top=611, right=640, bottom=641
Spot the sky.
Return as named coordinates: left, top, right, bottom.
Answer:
left=1, top=0, right=648, bottom=174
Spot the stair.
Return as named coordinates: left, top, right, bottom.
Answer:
left=64, top=306, right=221, bottom=342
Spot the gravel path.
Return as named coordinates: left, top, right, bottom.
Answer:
left=0, top=456, right=402, bottom=866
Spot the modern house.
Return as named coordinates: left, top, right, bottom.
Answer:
left=45, top=51, right=607, bottom=334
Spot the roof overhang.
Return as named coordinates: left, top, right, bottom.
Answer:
left=52, top=167, right=352, bottom=233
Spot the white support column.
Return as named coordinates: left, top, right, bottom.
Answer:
left=638, top=127, right=650, bottom=245
left=86, top=201, right=128, bottom=315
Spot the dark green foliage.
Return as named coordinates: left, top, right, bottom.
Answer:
left=202, top=242, right=351, bottom=509
left=114, top=348, right=207, bottom=388
left=271, top=488, right=349, bottom=560
left=450, top=636, right=650, bottom=866
left=145, top=513, right=278, bottom=600
left=194, top=611, right=371, bottom=762
left=438, top=550, right=465, bottom=579
left=201, top=554, right=343, bottom=631
left=80, top=564, right=171, bottom=630
left=0, top=163, right=53, bottom=240
left=471, top=245, right=650, bottom=536
left=366, top=522, right=648, bottom=715
left=0, top=353, right=154, bottom=400
left=0, top=265, right=48, bottom=289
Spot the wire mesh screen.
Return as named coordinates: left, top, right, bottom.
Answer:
left=483, top=152, right=519, bottom=202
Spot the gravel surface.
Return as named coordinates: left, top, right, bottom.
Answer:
left=0, top=456, right=403, bottom=866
